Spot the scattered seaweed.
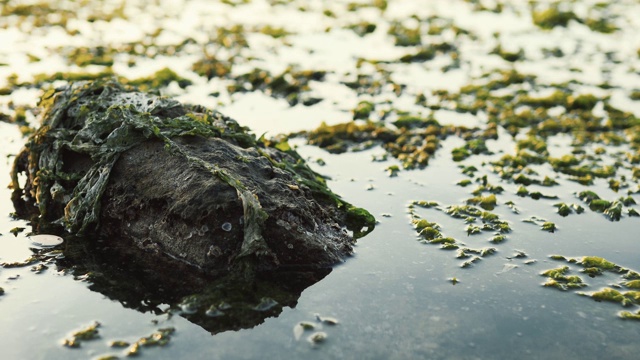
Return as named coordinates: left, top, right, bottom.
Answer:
left=62, top=322, right=101, bottom=348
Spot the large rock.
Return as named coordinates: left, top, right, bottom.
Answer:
left=11, top=80, right=375, bottom=277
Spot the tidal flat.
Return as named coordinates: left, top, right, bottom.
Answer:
left=1, top=0, right=640, bottom=359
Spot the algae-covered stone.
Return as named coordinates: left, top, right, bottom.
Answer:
left=10, top=80, right=374, bottom=275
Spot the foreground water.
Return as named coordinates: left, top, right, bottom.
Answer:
left=1, top=0, right=640, bottom=359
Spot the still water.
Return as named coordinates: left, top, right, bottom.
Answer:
left=1, top=0, right=640, bottom=359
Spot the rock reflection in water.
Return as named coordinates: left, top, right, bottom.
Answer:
left=54, top=235, right=331, bottom=335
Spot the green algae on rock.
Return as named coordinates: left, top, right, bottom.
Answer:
left=10, top=80, right=374, bottom=276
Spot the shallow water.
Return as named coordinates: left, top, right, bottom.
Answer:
left=1, top=0, right=640, bottom=359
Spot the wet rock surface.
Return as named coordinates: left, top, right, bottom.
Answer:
left=10, top=80, right=375, bottom=276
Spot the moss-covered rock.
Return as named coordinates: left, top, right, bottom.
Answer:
left=10, top=80, right=374, bottom=276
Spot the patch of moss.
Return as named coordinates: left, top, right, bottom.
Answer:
left=413, top=200, right=439, bottom=208
left=387, top=22, right=421, bottom=47
left=385, top=165, right=400, bottom=177
left=581, top=267, right=603, bottom=278
left=472, top=184, right=501, bottom=196
left=32, top=68, right=116, bottom=86
left=532, top=5, right=578, bottom=30
left=66, top=47, right=115, bottom=67
left=465, top=224, right=480, bottom=236
left=589, top=288, right=640, bottom=307
left=400, top=48, right=436, bottom=63
left=347, top=21, right=378, bottom=37
left=623, top=280, right=640, bottom=289
left=529, top=191, right=558, bottom=200
left=346, top=206, right=376, bottom=239
left=304, top=121, right=396, bottom=155
left=353, top=101, right=374, bottom=120
left=393, top=114, right=439, bottom=129
left=1, top=255, right=39, bottom=268
left=603, top=200, right=623, bottom=221
left=515, top=186, right=529, bottom=197
left=541, top=266, right=586, bottom=290
left=580, top=256, right=618, bottom=271
left=541, top=222, right=557, bottom=233
left=445, top=205, right=482, bottom=218
left=63, top=322, right=101, bottom=348
left=192, top=56, right=233, bottom=80
left=228, top=67, right=326, bottom=106
left=554, top=203, right=570, bottom=216
left=491, top=44, right=524, bottom=62
left=619, top=310, right=640, bottom=320
left=460, top=256, right=481, bottom=268
left=120, top=327, right=176, bottom=356
left=584, top=17, right=618, bottom=34
left=466, top=194, right=497, bottom=210
left=126, top=67, right=192, bottom=91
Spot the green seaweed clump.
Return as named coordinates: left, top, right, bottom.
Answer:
left=124, top=327, right=176, bottom=356
left=554, top=202, right=584, bottom=217
left=66, top=46, right=115, bottom=67
left=589, top=288, right=640, bottom=307
left=353, top=101, right=374, bottom=120
left=346, top=206, right=377, bottom=238
left=387, top=21, right=421, bottom=46
left=603, top=200, right=623, bottom=221
left=541, top=266, right=585, bottom=290
left=579, top=256, right=618, bottom=271
left=491, top=44, right=524, bottom=62
left=541, top=222, right=557, bottom=233
left=347, top=21, right=378, bottom=37
left=304, top=121, right=396, bottom=154
left=581, top=267, right=603, bottom=278
left=385, top=165, right=400, bottom=177
left=624, top=280, right=640, bottom=289
left=619, top=310, right=640, bottom=320
left=442, top=204, right=510, bottom=233
left=1, top=255, right=40, bottom=268
left=577, top=191, right=634, bottom=221
left=192, top=55, right=233, bottom=80
left=466, top=194, right=497, bottom=210
left=412, top=200, right=439, bottom=209
left=532, top=5, right=577, bottom=30
left=412, top=219, right=442, bottom=241
left=126, top=67, right=193, bottom=91
left=228, top=67, right=326, bottom=106
left=63, top=322, right=101, bottom=348
left=445, top=205, right=481, bottom=218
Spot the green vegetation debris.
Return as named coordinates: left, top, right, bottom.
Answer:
left=579, top=256, right=617, bottom=271
left=62, top=322, right=101, bottom=348
left=619, top=310, right=640, bottom=320
left=587, top=288, right=640, bottom=307
left=541, top=222, right=557, bottom=233
left=466, top=194, right=497, bottom=210
left=541, top=266, right=585, bottom=290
